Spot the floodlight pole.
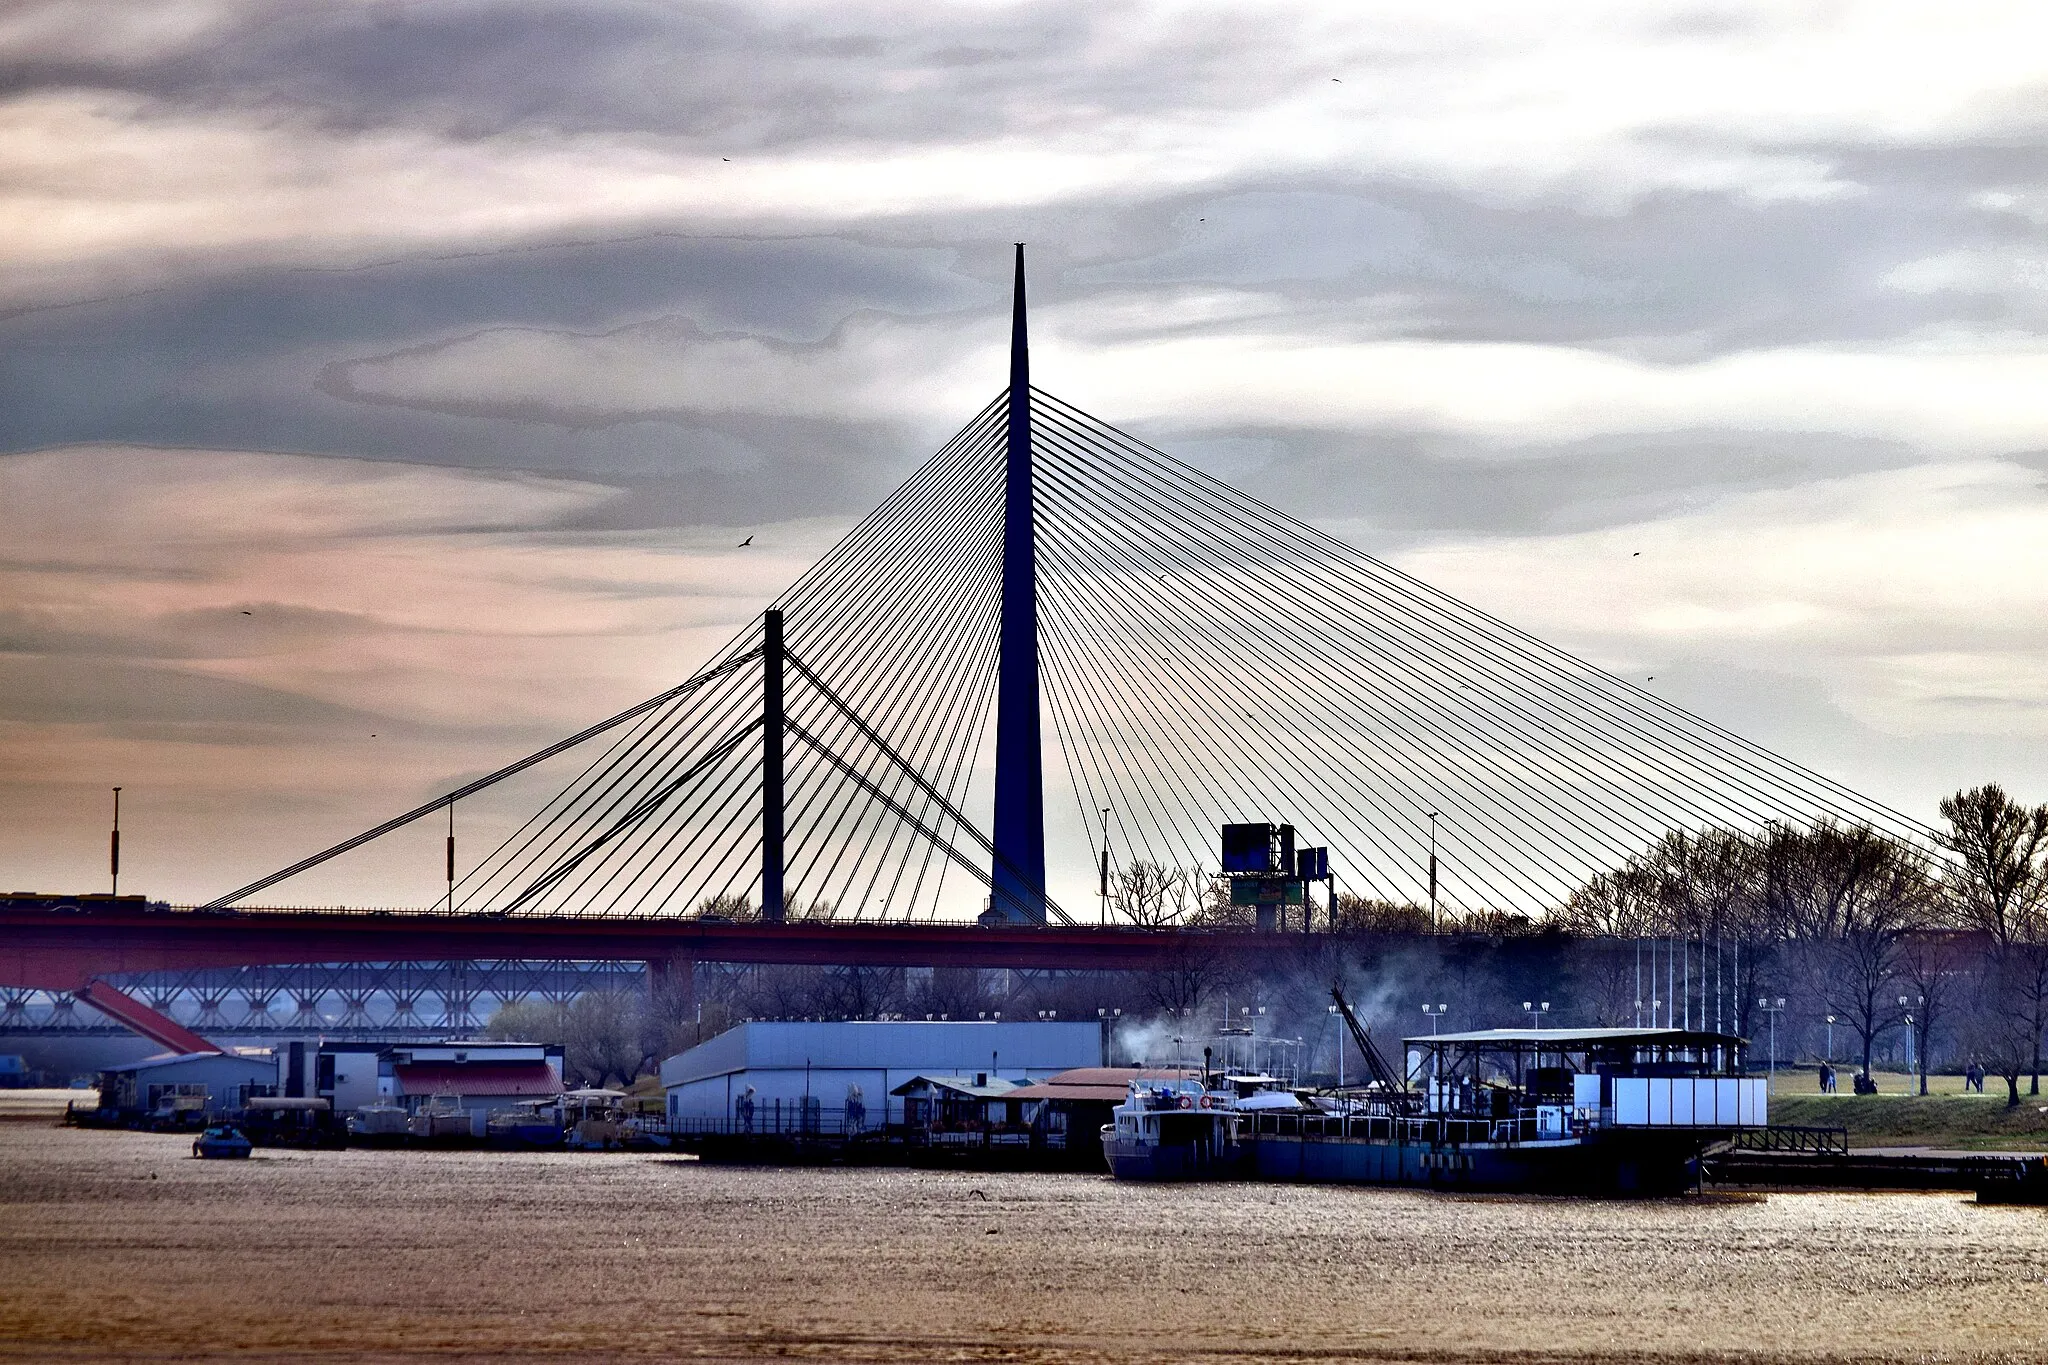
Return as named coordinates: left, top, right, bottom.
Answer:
left=762, top=608, right=785, bottom=923
left=1426, top=812, right=1440, bottom=931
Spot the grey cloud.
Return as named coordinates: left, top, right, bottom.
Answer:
left=0, top=234, right=987, bottom=526
left=1161, top=426, right=1927, bottom=544
left=0, top=604, right=388, bottom=663
left=0, top=653, right=389, bottom=736
left=0, top=1, right=1256, bottom=146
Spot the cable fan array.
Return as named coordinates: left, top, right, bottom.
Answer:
left=1026, top=388, right=1929, bottom=916
left=449, top=396, right=1016, bottom=920
left=215, top=386, right=1932, bottom=921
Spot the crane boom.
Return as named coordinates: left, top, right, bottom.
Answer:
left=1330, top=986, right=1415, bottom=1103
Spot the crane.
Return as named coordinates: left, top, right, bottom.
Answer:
left=1330, top=986, right=1421, bottom=1110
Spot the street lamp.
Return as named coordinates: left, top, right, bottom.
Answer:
left=1758, top=997, right=1785, bottom=1081
left=1523, top=1000, right=1549, bottom=1030
left=1825, top=1014, right=1835, bottom=1063
left=1899, top=994, right=1924, bottom=1091
left=1422, top=1002, right=1448, bottom=1083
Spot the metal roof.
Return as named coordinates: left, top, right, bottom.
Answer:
left=1404, top=1027, right=1745, bottom=1048
left=1003, top=1068, right=1198, bottom=1102
left=887, top=1074, right=1021, bottom=1099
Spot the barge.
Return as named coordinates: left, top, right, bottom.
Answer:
left=1108, top=995, right=1766, bottom=1196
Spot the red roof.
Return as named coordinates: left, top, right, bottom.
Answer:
left=393, top=1062, right=559, bottom=1097
left=1006, top=1067, right=1192, bottom=1103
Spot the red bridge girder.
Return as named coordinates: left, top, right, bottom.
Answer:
left=0, top=905, right=1270, bottom=992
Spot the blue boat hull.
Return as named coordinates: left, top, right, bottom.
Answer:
left=1243, top=1130, right=1709, bottom=1196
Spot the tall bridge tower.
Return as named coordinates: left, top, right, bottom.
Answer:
left=988, top=244, right=1047, bottom=924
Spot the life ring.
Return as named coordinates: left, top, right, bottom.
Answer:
left=1198, top=1095, right=1213, bottom=1110
left=1178, top=1095, right=1194, bottom=1110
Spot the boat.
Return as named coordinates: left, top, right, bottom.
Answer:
left=487, top=1099, right=565, bottom=1150
left=191, top=1125, right=253, bottom=1159
left=1106, top=990, right=1768, bottom=1196
left=1102, top=1072, right=1244, bottom=1180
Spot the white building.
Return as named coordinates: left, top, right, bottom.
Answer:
left=660, top=1020, right=1102, bottom=1132
left=276, top=1040, right=563, bottom=1125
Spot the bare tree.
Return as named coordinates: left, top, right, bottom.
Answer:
left=1784, top=822, right=1934, bottom=1081
left=1332, top=895, right=1433, bottom=935
left=1896, top=927, right=1968, bottom=1095
left=1938, top=784, right=2048, bottom=1094
left=1112, top=860, right=1208, bottom=928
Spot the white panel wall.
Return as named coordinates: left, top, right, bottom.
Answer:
left=1648, top=1077, right=1671, bottom=1124
left=1715, top=1078, right=1737, bottom=1125
left=1615, top=1077, right=1648, bottom=1125
left=1671, top=1079, right=1693, bottom=1125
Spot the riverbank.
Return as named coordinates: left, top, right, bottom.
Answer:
left=3, top=1121, right=2046, bottom=1362
left=1764, top=1069, right=2048, bottom=1152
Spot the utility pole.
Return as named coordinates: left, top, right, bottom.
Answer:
left=1098, top=806, right=1110, bottom=926
left=110, top=786, right=122, bottom=896
left=1426, top=811, right=1440, bottom=931
left=762, top=608, right=785, bottom=923
left=445, top=802, right=455, bottom=912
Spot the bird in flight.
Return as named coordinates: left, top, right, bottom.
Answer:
left=239, top=610, right=252, bottom=615
left=737, top=535, right=754, bottom=547
left=1632, top=551, right=1640, bottom=557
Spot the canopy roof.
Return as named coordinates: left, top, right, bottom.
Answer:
left=1404, top=1027, right=1745, bottom=1049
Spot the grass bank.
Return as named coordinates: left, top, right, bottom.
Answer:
left=1769, top=1089, right=2048, bottom=1152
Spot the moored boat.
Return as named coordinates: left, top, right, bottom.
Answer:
left=1107, top=992, right=1767, bottom=1197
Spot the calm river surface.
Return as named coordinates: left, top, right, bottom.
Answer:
left=2, top=1122, right=2045, bottom=1362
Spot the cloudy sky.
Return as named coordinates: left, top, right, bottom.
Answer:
left=4, top=1, right=2048, bottom=907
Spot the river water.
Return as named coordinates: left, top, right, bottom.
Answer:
left=1, top=1123, right=2044, bottom=1361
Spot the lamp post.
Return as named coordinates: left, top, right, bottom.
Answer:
left=1523, top=1000, right=1549, bottom=1030
left=110, top=786, right=122, bottom=896
left=1422, top=1002, right=1448, bottom=1082
left=1328, top=1005, right=1343, bottom=1088
left=1825, top=1014, right=1835, bottom=1063
left=1426, top=812, right=1441, bottom=930
left=1899, top=994, right=1924, bottom=1091
left=1758, top=997, right=1785, bottom=1082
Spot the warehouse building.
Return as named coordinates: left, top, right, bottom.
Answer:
left=96, top=1051, right=277, bottom=1124
left=660, top=1020, right=1102, bottom=1134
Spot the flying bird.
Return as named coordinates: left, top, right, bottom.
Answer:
left=737, top=535, right=753, bottom=547
left=239, top=610, right=252, bottom=615
left=1632, top=551, right=1640, bottom=557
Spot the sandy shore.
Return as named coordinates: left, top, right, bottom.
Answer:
left=2, top=1122, right=2045, bottom=1362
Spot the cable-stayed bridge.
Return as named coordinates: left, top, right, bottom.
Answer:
left=0, top=247, right=1932, bottom=1036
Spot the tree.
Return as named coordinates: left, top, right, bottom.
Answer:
left=1331, top=895, right=1433, bottom=935
left=1960, top=954, right=2038, bottom=1106
left=1787, top=822, right=1935, bottom=1081
left=1896, top=926, right=1968, bottom=1095
left=1936, top=785, right=2048, bottom=948
left=1937, top=784, right=2048, bottom=1094
left=484, top=993, right=646, bottom=1088
left=1113, top=860, right=1201, bottom=928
